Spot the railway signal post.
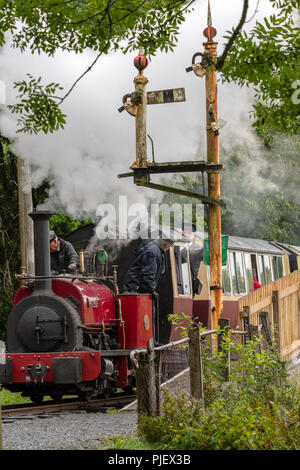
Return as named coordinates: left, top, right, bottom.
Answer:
left=204, top=1, right=223, bottom=329
left=186, top=1, right=224, bottom=329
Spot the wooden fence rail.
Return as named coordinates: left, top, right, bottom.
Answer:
left=238, top=270, right=300, bottom=362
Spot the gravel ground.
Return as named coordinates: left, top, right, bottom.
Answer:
left=2, top=410, right=137, bottom=450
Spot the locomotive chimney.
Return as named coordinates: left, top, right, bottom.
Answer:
left=29, top=210, right=55, bottom=293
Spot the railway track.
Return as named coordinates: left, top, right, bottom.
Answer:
left=1, top=393, right=136, bottom=421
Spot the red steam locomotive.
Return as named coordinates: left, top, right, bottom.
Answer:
left=0, top=211, right=154, bottom=402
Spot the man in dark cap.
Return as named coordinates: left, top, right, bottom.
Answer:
left=49, top=230, right=80, bottom=274
left=123, top=237, right=173, bottom=344
left=123, top=238, right=173, bottom=294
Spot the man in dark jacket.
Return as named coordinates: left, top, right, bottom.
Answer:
left=49, top=230, right=80, bottom=274
left=123, top=238, right=172, bottom=293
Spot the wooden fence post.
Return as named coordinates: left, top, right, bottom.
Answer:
left=259, top=311, right=272, bottom=348
left=240, top=306, right=250, bottom=345
left=272, top=290, right=281, bottom=352
left=189, top=326, right=204, bottom=407
left=136, top=337, right=157, bottom=417
left=156, top=349, right=162, bottom=416
left=218, top=318, right=230, bottom=380
left=0, top=404, right=2, bottom=450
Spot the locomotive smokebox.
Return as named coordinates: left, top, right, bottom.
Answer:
left=29, top=210, right=55, bottom=293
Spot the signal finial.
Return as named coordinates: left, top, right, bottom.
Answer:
left=204, top=0, right=217, bottom=42
left=208, top=0, right=212, bottom=27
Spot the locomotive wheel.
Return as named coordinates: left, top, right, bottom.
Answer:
left=30, top=391, right=44, bottom=404
left=78, top=391, right=92, bottom=402
left=100, top=388, right=111, bottom=399
left=122, top=375, right=136, bottom=393
left=50, top=392, right=63, bottom=402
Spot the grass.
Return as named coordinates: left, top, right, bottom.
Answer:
left=0, top=389, right=32, bottom=406
left=95, top=434, right=164, bottom=450
left=0, top=389, right=77, bottom=405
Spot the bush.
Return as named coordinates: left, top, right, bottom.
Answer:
left=139, top=332, right=300, bottom=450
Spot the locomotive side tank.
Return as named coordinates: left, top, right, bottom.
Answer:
left=0, top=211, right=153, bottom=402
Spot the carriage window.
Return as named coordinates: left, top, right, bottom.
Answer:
left=229, top=252, right=246, bottom=295
left=236, top=252, right=246, bottom=294
left=173, top=245, right=191, bottom=296
left=244, top=253, right=253, bottom=292
left=258, top=255, right=266, bottom=285
left=264, top=255, right=272, bottom=283
left=222, top=259, right=231, bottom=295
left=229, top=252, right=238, bottom=295
left=272, top=256, right=279, bottom=279
left=272, top=256, right=284, bottom=279
left=278, top=256, right=284, bottom=278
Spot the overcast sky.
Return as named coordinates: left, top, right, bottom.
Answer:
left=0, top=0, right=278, bottom=218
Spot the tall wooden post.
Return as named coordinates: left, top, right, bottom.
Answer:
left=189, top=326, right=205, bottom=407
left=17, top=157, right=35, bottom=275
left=204, top=2, right=223, bottom=329
left=131, top=47, right=149, bottom=169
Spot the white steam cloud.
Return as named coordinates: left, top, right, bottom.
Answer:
left=0, top=0, right=279, bottom=222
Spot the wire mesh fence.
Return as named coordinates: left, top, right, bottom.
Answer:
left=128, top=337, right=190, bottom=417
left=126, top=322, right=249, bottom=418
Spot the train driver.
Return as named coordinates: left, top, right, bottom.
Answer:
left=123, top=238, right=173, bottom=294
left=49, top=230, right=80, bottom=274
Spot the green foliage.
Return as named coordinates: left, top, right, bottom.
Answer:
left=9, top=74, right=67, bottom=134
left=139, top=330, right=300, bottom=450
left=0, top=389, right=32, bottom=406
left=1, top=1, right=299, bottom=135
left=0, top=0, right=194, bottom=134
left=220, top=1, right=300, bottom=135
left=0, top=1, right=299, bottom=135
left=99, top=433, right=164, bottom=450
left=167, top=312, right=191, bottom=339
left=50, top=213, right=92, bottom=239
left=0, top=137, right=19, bottom=338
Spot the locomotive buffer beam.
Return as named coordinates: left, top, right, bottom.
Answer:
left=118, top=161, right=226, bottom=209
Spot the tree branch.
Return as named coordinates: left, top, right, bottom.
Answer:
left=245, top=0, right=260, bottom=24
left=58, top=49, right=105, bottom=105
left=217, top=0, right=249, bottom=70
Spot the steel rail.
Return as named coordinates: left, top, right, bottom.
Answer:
left=2, top=394, right=136, bottom=417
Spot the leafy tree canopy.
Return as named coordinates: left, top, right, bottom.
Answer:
left=220, top=0, right=300, bottom=135
left=1, top=0, right=299, bottom=135
left=1, top=0, right=194, bottom=133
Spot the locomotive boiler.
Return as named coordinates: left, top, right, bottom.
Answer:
left=0, top=211, right=153, bottom=402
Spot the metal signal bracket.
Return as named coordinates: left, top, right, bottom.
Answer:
left=118, top=160, right=226, bottom=209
